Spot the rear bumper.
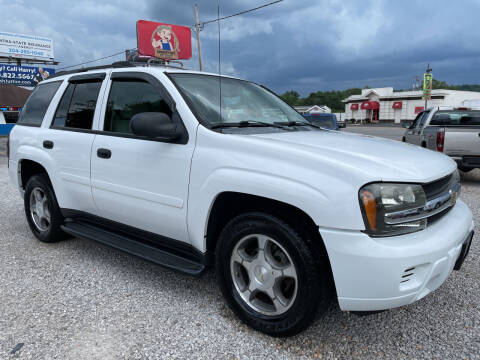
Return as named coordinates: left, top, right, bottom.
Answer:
left=321, top=200, right=474, bottom=311
left=451, top=155, right=480, bottom=169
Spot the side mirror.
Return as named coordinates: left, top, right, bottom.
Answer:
left=130, top=112, right=181, bottom=141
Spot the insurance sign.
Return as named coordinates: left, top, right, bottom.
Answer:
left=0, top=31, right=54, bottom=61
left=137, top=20, right=192, bottom=60
left=0, top=64, right=55, bottom=86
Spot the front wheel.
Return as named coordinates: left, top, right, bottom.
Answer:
left=215, top=212, right=332, bottom=337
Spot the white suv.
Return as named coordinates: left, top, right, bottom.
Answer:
left=7, top=63, right=474, bottom=336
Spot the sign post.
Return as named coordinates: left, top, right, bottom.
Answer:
left=423, top=64, right=433, bottom=110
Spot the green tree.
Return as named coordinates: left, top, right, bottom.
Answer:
left=280, top=90, right=301, bottom=106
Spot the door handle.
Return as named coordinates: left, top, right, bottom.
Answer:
left=97, top=148, right=112, bottom=159
left=43, top=140, right=54, bottom=149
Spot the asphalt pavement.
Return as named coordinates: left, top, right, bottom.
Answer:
left=343, top=125, right=406, bottom=141
left=0, top=131, right=479, bottom=359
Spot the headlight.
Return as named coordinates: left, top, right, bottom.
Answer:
left=359, top=183, right=427, bottom=237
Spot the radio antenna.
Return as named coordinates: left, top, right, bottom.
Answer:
left=217, top=0, right=222, bottom=123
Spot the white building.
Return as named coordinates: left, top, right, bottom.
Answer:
left=343, top=87, right=480, bottom=124
left=294, top=105, right=331, bottom=114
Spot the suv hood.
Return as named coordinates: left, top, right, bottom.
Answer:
left=250, top=130, right=456, bottom=183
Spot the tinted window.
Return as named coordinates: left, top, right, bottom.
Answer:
left=418, top=111, right=430, bottom=128
left=17, top=81, right=62, bottom=126
left=52, top=81, right=102, bottom=129
left=104, top=80, right=171, bottom=134
left=430, top=110, right=480, bottom=126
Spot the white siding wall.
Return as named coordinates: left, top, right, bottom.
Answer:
left=344, top=90, right=480, bottom=123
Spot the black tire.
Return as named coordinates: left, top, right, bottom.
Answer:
left=215, top=212, right=332, bottom=337
left=24, top=174, right=69, bottom=243
left=402, top=136, right=406, bottom=142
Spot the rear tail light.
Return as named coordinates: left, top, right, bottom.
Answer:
left=436, top=130, right=445, bottom=152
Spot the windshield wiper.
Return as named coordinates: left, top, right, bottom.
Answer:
left=211, top=120, right=287, bottom=130
left=274, top=120, right=321, bottom=129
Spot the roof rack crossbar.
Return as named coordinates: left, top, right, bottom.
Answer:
left=50, top=59, right=187, bottom=79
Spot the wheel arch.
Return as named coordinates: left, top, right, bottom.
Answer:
left=18, top=158, right=55, bottom=190
left=207, top=192, right=333, bottom=268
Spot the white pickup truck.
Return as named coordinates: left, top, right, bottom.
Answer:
left=7, top=63, right=474, bottom=337
left=403, top=107, right=480, bottom=171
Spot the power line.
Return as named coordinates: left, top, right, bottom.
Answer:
left=56, top=0, right=283, bottom=72
left=200, top=0, right=283, bottom=26
left=56, top=50, right=125, bottom=71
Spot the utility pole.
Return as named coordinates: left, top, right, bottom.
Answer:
left=194, top=4, right=203, bottom=71
left=424, top=64, right=432, bottom=110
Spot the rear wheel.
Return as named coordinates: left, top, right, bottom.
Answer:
left=215, top=212, right=332, bottom=337
left=24, top=174, right=69, bottom=243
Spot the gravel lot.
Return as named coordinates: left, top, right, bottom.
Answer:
left=0, top=133, right=479, bottom=359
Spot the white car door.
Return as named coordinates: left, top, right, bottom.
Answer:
left=90, top=71, right=194, bottom=243
left=45, top=73, right=107, bottom=213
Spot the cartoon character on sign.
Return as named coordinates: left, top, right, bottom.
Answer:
left=151, top=25, right=180, bottom=59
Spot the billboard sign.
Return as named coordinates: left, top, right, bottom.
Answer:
left=125, top=48, right=152, bottom=63
left=0, top=31, right=54, bottom=61
left=137, top=20, right=192, bottom=60
left=0, top=64, right=55, bottom=86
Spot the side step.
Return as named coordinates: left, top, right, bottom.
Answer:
left=61, top=221, right=205, bottom=276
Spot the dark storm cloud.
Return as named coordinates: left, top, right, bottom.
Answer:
left=3, top=0, right=480, bottom=94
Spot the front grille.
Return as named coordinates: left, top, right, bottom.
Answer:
left=422, top=173, right=453, bottom=200
left=421, top=172, right=459, bottom=225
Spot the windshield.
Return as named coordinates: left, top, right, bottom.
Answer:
left=430, top=110, right=480, bottom=126
left=169, top=73, right=306, bottom=126
left=303, top=115, right=336, bottom=129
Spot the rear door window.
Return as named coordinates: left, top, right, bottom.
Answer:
left=17, top=81, right=62, bottom=126
left=52, top=81, right=102, bottom=130
left=430, top=110, right=480, bottom=126
left=104, top=79, right=172, bottom=134
left=418, top=110, right=430, bottom=129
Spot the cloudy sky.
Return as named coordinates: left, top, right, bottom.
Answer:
left=2, top=0, right=480, bottom=95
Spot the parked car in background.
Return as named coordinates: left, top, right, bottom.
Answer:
left=303, top=113, right=339, bottom=130
left=403, top=107, right=480, bottom=172
left=7, top=64, right=474, bottom=337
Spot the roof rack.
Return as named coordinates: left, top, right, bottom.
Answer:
left=51, top=59, right=186, bottom=79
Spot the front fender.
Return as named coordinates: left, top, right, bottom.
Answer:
left=187, top=167, right=363, bottom=252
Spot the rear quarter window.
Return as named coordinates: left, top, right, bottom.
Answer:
left=17, top=81, right=62, bottom=126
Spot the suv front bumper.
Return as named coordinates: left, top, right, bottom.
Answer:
left=321, top=199, right=474, bottom=311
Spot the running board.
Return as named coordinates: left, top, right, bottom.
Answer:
left=61, top=221, right=205, bottom=276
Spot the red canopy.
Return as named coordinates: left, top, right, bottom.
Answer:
left=392, top=101, right=402, bottom=109
left=361, top=100, right=379, bottom=110
left=350, top=103, right=359, bottom=110
left=414, top=106, right=424, bottom=114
